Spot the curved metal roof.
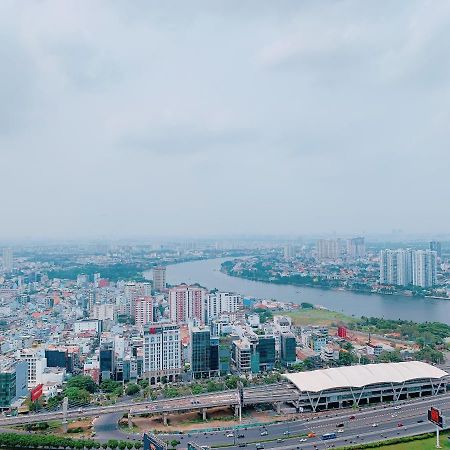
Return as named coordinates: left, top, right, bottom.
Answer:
left=283, top=361, right=448, bottom=393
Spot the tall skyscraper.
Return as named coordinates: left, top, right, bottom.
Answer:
left=204, top=292, right=242, bottom=324
left=143, top=323, right=181, bottom=384
left=168, top=284, right=207, bottom=324
left=2, top=248, right=13, bottom=273
left=283, top=244, right=295, bottom=259
left=152, top=266, right=166, bottom=292
left=316, top=239, right=342, bottom=260
left=346, top=237, right=365, bottom=259
left=134, top=296, right=154, bottom=327
left=189, top=327, right=211, bottom=378
left=380, top=249, right=437, bottom=288
left=430, top=241, right=442, bottom=258
left=412, top=250, right=437, bottom=288
left=379, top=249, right=413, bottom=286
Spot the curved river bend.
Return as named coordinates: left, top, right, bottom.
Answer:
left=146, top=258, right=450, bottom=325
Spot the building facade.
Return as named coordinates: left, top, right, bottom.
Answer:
left=168, top=284, right=207, bottom=324
left=143, top=324, right=181, bottom=384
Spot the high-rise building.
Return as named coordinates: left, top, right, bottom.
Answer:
left=316, top=239, right=342, bottom=260
left=134, top=296, right=154, bottom=327
left=91, top=303, right=115, bottom=321
left=2, top=248, right=13, bottom=273
left=205, top=292, right=242, bottom=324
left=379, top=249, right=413, bottom=286
left=152, top=267, right=166, bottom=292
left=257, top=335, right=276, bottom=371
left=143, top=323, right=181, bottom=384
left=412, top=250, right=437, bottom=288
left=190, top=327, right=211, bottom=378
left=283, top=245, right=295, bottom=259
left=280, top=332, right=297, bottom=366
left=0, top=361, right=28, bottom=409
left=430, top=241, right=442, bottom=258
left=99, top=342, right=115, bottom=381
left=346, top=237, right=365, bottom=259
left=168, top=284, right=207, bottom=324
left=17, top=348, right=47, bottom=388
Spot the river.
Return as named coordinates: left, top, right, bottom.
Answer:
left=145, top=258, right=450, bottom=324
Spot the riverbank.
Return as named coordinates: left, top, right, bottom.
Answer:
left=220, top=264, right=448, bottom=301
left=162, top=257, right=450, bottom=324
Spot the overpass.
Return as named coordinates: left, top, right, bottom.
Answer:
left=0, top=383, right=297, bottom=427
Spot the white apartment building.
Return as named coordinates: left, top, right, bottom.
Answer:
left=380, top=249, right=437, bottom=288
left=17, top=348, right=47, bottom=388
left=413, top=250, right=437, bottom=288
left=168, top=284, right=207, bottom=324
left=134, top=296, right=154, bottom=327
left=316, top=239, right=343, bottom=260
left=143, top=324, right=181, bottom=384
left=91, top=303, right=115, bottom=321
left=205, top=292, right=242, bottom=323
left=152, top=267, right=166, bottom=292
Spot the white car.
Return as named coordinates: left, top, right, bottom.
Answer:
left=394, top=406, right=401, bottom=410
left=226, top=433, right=234, bottom=438
left=337, top=429, right=344, bottom=433
left=260, top=430, right=268, bottom=436
left=372, top=423, right=378, bottom=427
left=299, top=438, right=307, bottom=442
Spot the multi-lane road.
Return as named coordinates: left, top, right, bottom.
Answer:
left=158, top=392, right=450, bottom=449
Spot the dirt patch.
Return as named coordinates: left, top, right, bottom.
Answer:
left=131, top=406, right=295, bottom=432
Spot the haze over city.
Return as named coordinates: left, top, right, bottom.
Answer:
left=1, top=1, right=450, bottom=239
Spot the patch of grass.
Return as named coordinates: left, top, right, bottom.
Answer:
left=284, top=308, right=357, bottom=326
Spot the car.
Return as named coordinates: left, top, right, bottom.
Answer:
left=277, top=439, right=283, bottom=443
left=226, top=433, right=234, bottom=438
left=397, top=423, right=403, bottom=427
left=299, top=438, right=307, bottom=442
left=238, top=444, right=247, bottom=448
left=417, top=419, right=424, bottom=423
left=237, top=434, right=245, bottom=438
left=349, top=415, right=355, bottom=420
left=391, top=414, right=397, bottom=418
left=336, top=423, right=344, bottom=428
left=337, top=429, right=344, bottom=433
left=255, top=444, right=264, bottom=450
left=283, top=431, right=290, bottom=435
left=372, top=423, right=378, bottom=427
left=307, top=433, right=316, bottom=438
left=260, top=431, right=268, bottom=436
left=394, top=406, right=401, bottom=410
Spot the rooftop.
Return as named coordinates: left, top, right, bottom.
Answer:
left=283, top=361, right=448, bottom=393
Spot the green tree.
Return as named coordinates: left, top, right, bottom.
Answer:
left=125, top=383, right=140, bottom=396
left=170, top=439, right=180, bottom=449
left=107, top=439, right=119, bottom=450
left=100, top=379, right=121, bottom=393
left=64, top=387, right=91, bottom=405
left=67, top=375, right=98, bottom=393
left=118, top=442, right=127, bottom=450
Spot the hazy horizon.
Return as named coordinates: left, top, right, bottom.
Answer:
left=1, top=1, right=450, bottom=239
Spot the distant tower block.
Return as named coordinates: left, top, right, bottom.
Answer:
left=153, top=266, right=166, bottom=292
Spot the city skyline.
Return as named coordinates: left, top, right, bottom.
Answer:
left=1, top=1, right=450, bottom=238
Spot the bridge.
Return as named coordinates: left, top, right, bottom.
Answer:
left=0, top=383, right=298, bottom=427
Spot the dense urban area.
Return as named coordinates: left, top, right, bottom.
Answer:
left=0, top=239, right=449, bottom=450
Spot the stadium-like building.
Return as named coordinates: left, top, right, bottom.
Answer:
left=283, top=361, right=448, bottom=412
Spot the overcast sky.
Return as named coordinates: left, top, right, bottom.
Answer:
left=1, top=1, right=449, bottom=239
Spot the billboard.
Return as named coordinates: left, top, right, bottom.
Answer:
left=428, top=407, right=445, bottom=428
left=30, top=384, right=43, bottom=402
left=143, top=433, right=167, bottom=450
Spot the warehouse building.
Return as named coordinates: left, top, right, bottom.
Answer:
left=283, top=361, right=448, bottom=412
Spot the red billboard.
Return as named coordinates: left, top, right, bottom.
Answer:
left=428, top=407, right=445, bottom=428
left=30, top=384, right=43, bottom=402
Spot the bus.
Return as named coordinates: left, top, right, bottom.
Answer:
left=321, top=432, right=337, bottom=440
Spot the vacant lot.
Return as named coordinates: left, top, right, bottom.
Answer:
left=284, top=308, right=356, bottom=326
